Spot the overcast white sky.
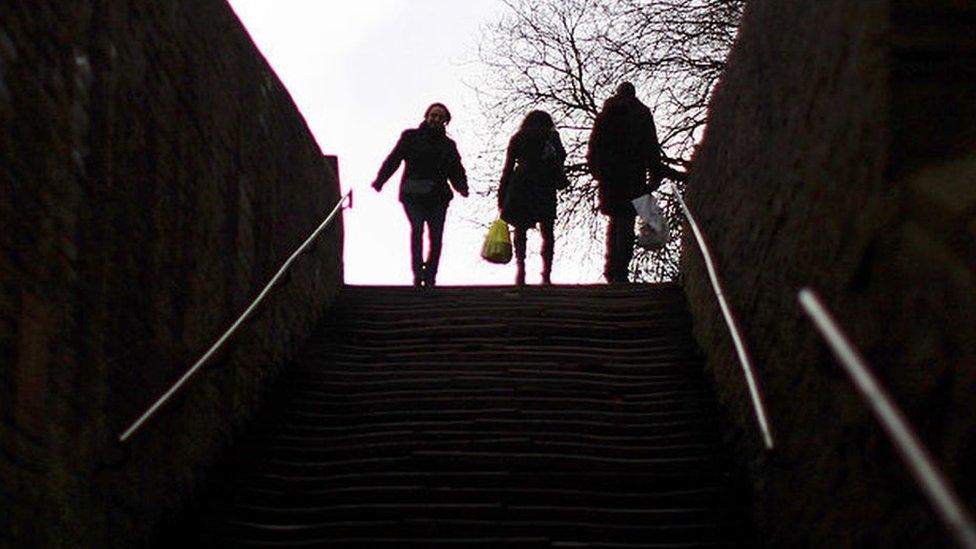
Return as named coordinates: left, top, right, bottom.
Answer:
left=227, top=0, right=601, bottom=285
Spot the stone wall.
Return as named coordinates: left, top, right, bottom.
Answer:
left=0, top=2, right=343, bottom=546
left=683, top=0, right=975, bottom=546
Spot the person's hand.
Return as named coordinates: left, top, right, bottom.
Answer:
left=370, top=181, right=382, bottom=192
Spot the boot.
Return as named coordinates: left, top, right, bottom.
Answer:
left=414, top=263, right=426, bottom=288
left=422, top=263, right=436, bottom=288
left=541, top=259, right=552, bottom=286
left=515, top=260, right=526, bottom=286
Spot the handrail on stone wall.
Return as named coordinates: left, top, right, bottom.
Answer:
left=798, top=288, right=976, bottom=549
left=669, top=187, right=775, bottom=450
left=118, top=189, right=353, bottom=444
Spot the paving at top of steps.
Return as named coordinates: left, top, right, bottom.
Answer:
left=175, top=283, right=756, bottom=547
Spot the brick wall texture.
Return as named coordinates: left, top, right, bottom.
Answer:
left=0, top=2, right=343, bottom=546
left=683, top=0, right=976, bottom=546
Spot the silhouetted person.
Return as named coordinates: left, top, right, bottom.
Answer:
left=497, top=110, right=568, bottom=285
left=372, top=102, right=469, bottom=287
left=587, top=82, right=663, bottom=283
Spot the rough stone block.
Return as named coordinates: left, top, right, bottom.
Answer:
left=0, top=1, right=343, bottom=546
left=683, top=0, right=975, bottom=546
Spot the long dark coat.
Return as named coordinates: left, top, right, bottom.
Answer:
left=372, top=123, right=468, bottom=204
left=586, top=93, right=662, bottom=215
left=497, top=128, right=567, bottom=228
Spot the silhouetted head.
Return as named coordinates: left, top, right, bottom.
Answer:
left=615, top=82, right=636, bottom=97
left=423, top=103, right=452, bottom=129
left=519, top=110, right=555, bottom=132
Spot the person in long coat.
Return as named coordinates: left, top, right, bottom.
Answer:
left=497, top=110, right=568, bottom=285
left=586, top=82, right=663, bottom=283
left=371, top=102, right=469, bottom=287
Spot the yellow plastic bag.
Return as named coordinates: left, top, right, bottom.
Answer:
left=480, top=218, right=512, bottom=264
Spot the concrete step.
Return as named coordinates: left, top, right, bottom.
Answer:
left=179, top=284, right=754, bottom=547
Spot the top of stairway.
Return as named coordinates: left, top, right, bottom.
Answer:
left=339, top=282, right=683, bottom=298
left=335, top=282, right=688, bottom=312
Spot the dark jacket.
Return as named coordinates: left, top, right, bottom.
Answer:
left=497, top=128, right=567, bottom=228
left=586, top=92, right=662, bottom=215
left=372, top=123, right=468, bottom=203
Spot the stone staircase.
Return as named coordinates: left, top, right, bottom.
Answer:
left=181, top=284, right=756, bottom=547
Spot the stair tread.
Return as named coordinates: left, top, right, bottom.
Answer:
left=178, top=285, right=754, bottom=546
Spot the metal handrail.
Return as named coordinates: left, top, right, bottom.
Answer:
left=669, top=188, right=775, bottom=450
left=798, top=288, right=976, bottom=549
left=118, top=189, right=353, bottom=443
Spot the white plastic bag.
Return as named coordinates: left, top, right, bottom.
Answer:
left=631, top=194, right=670, bottom=251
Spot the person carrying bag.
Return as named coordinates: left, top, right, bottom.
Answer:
left=496, top=110, right=567, bottom=285
left=586, top=82, right=663, bottom=283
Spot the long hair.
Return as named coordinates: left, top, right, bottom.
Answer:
left=519, top=110, right=554, bottom=132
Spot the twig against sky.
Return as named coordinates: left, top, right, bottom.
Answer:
left=471, top=0, right=743, bottom=281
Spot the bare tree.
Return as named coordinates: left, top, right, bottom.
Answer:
left=471, top=0, right=743, bottom=282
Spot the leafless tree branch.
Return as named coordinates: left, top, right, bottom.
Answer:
left=471, top=0, right=744, bottom=281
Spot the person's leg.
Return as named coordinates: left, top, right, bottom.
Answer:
left=423, top=201, right=449, bottom=286
left=604, top=214, right=619, bottom=283
left=540, top=219, right=554, bottom=285
left=513, top=226, right=528, bottom=285
left=403, top=201, right=426, bottom=286
left=610, top=209, right=637, bottom=283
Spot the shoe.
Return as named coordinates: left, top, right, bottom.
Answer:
left=424, top=268, right=437, bottom=287
left=412, top=263, right=429, bottom=288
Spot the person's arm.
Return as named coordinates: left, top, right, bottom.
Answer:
left=645, top=112, right=689, bottom=184
left=548, top=130, right=571, bottom=190
left=586, top=116, right=604, bottom=178
left=497, top=136, right=517, bottom=209
left=661, top=163, right=688, bottom=183
left=371, top=131, right=408, bottom=191
left=550, top=130, right=567, bottom=164
left=645, top=110, right=664, bottom=191
left=445, top=140, right=469, bottom=197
